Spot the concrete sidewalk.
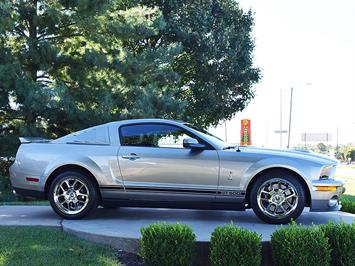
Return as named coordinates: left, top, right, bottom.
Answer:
left=0, top=206, right=61, bottom=227
left=1, top=205, right=354, bottom=252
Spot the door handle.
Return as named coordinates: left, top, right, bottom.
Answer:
left=121, top=153, right=140, bottom=160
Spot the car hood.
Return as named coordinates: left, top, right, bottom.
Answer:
left=236, top=146, right=338, bottom=165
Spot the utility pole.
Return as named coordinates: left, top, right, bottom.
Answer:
left=287, top=87, right=294, bottom=149
left=286, top=83, right=311, bottom=149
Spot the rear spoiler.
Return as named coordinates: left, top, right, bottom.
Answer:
left=19, top=137, right=52, bottom=144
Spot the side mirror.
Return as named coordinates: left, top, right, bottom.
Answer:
left=183, top=138, right=206, bottom=149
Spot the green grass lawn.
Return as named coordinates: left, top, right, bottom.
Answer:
left=335, top=166, right=355, bottom=213
left=341, top=194, right=355, bottom=201
left=340, top=194, right=355, bottom=214
left=336, top=175, right=355, bottom=196
left=0, top=227, right=120, bottom=266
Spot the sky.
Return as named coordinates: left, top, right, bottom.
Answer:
left=210, top=0, right=355, bottom=148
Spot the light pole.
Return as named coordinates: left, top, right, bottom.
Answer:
left=224, top=120, right=227, bottom=142
left=280, top=89, right=283, bottom=148
left=287, top=87, right=293, bottom=149
left=286, top=83, right=311, bottom=149
left=275, top=89, right=287, bottom=148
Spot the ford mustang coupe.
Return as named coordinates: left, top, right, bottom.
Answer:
left=10, top=119, right=345, bottom=224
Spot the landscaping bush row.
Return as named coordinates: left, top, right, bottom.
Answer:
left=139, top=222, right=355, bottom=266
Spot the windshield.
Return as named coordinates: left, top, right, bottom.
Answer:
left=184, top=123, right=228, bottom=149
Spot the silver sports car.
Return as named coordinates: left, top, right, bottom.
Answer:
left=9, top=119, right=345, bottom=224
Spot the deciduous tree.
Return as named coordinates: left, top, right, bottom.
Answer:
left=140, top=0, right=261, bottom=127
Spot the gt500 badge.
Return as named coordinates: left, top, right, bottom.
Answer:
left=221, top=190, right=244, bottom=196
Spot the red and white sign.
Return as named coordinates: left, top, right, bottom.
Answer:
left=240, top=119, right=252, bottom=145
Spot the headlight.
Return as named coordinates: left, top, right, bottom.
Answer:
left=319, top=165, right=335, bottom=180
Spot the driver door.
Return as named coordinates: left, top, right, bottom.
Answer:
left=117, top=123, right=219, bottom=201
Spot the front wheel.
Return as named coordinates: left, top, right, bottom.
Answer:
left=250, top=171, right=306, bottom=224
left=48, top=171, right=98, bottom=219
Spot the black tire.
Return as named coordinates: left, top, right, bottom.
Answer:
left=250, top=170, right=306, bottom=224
left=48, top=171, right=98, bottom=219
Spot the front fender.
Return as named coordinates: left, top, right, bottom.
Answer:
left=242, top=157, right=322, bottom=191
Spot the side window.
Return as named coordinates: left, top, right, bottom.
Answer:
left=120, top=124, right=197, bottom=148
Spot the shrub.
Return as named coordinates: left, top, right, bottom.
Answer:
left=0, top=158, right=12, bottom=176
left=209, top=223, right=262, bottom=266
left=271, top=222, right=331, bottom=266
left=0, top=158, right=20, bottom=202
left=320, top=222, right=355, bottom=266
left=0, top=175, right=20, bottom=202
left=140, top=223, right=195, bottom=266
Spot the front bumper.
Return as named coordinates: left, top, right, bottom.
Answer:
left=309, top=179, right=345, bottom=212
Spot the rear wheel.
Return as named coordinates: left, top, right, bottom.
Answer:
left=48, top=171, right=98, bottom=219
left=250, top=170, right=306, bottom=224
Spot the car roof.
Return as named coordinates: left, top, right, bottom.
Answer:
left=106, top=118, right=187, bottom=126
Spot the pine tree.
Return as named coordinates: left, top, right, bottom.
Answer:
left=0, top=0, right=182, bottom=156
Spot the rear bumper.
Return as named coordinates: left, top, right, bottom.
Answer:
left=9, top=162, right=45, bottom=198
left=309, top=179, right=345, bottom=212
left=12, top=187, right=46, bottom=200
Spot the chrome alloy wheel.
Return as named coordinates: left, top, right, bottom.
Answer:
left=53, top=177, right=90, bottom=215
left=257, top=178, right=299, bottom=219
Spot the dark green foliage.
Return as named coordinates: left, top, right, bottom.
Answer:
left=0, top=175, right=19, bottom=202
left=0, top=0, right=260, bottom=158
left=209, top=223, right=262, bottom=266
left=140, top=223, right=196, bottom=266
left=140, top=0, right=261, bottom=127
left=320, top=222, right=355, bottom=266
left=0, top=158, right=23, bottom=202
left=271, top=222, right=331, bottom=266
left=0, top=0, right=183, bottom=157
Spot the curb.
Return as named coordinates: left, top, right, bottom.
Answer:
left=62, top=225, right=273, bottom=266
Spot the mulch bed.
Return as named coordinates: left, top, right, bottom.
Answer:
left=115, top=249, right=146, bottom=266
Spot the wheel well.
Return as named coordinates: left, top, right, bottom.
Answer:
left=245, top=167, right=311, bottom=207
left=44, top=164, right=101, bottom=200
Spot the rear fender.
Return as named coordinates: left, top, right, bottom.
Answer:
left=41, top=155, right=105, bottom=187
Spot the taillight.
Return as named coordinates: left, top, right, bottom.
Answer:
left=26, top=177, right=39, bottom=182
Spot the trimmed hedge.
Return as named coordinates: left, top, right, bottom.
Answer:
left=271, top=222, right=331, bottom=266
left=140, top=223, right=195, bottom=266
left=209, top=224, right=262, bottom=266
left=320, top=222, right=355, bottom=266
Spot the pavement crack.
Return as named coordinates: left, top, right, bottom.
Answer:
left=59, top=219, right=64, bottom=231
